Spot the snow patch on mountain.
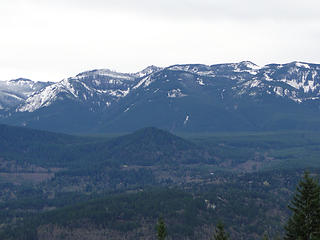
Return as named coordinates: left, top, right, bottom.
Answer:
left=263, top=73, right=273, bottom=81
left=18, top=79, right=77, bottom=112
left=75, top=65, right=161, bottom=81
left=134, top=65, right=162, bottom=78
left=17, top=64, right=148, bottom=112
left=6, top=61, right=320, bottom=114
left=133, top=75, right=154, bottom=89
left=108, top=88, right=130, bottom=98
left=249, top=80, right=261, bottom=88
left=0, top=78, right=52, bottom=110
left=294, top=62, right=310, bottom=69
left=0, top=78, right=49, bottom=98
left=197, top=78, right=205, bottom=86
left=184, top=115, right=190, bottom=125
left=168, top=65, right=195, bottom=72
left=168, top=89, right=187, bottom=98
left=280, top=77, right=319, bottom=93
left=75, top=69, right=135, bottom=81
left=3, top=92, right=24, bottom=101
left=242, top=61, right=260, bottom=70
left=274, top=87, right=284, bottom=97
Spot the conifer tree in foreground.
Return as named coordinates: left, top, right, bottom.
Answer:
left=262, top=232, right=269, bottom=240
left=157, top=217, right=167, bottom=240
left=284, top=171, right=320, bottom=240
left=212, top=222, right=229, bottom=240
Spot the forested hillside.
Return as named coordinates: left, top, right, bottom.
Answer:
left=0, top=124, right=320, bottom=239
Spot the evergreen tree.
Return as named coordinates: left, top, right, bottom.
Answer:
left=262, top=232, right=269, bottom=240
left=284, top=171, right=320, bottom=240
left=212, top=222, right=229, bottom=240
left=157, top=217, right=167, bottom=240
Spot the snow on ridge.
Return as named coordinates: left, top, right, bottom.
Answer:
left=155, top=62, right=263, bottom=78
left=264, top=61, right=315, bottom=71
left=4, top=79, right=34, bottom=90
left=107, top=88, right=130, bottom=98
left=61, top=79, right=77, bottom=98
left=8, top=78, right=33, bottom=83
left=232, top=62, right=260, bottom=75
left=2, top=92, right=24, bottom=101
left=168, top=65, right=188, bottom=71
left=238, top=61, right=260, bottom=70
left=18, top=79, right=78, bottom=112
left=80, top=82, right=93, bottom=92
left=75, top=65, right=162, bottom=81
left=134, top=65, right=162, bottom=78
left=249, top=80, right=261, bottom=88
left=9, top=61, right=320, bottom=113
left=17, top=72, right=135, bottom=112
left=19, top=85, right=60, bottom=112
left=197, top=70, right=216, bottom=77
left=263, top=73, right=273, bottom=81
left=75, top=69, right=135, bottom=81
left=280, top=77, right=319, bottom=93
left=0, top=78, right=51, bottom=105
left=169, top=64, right=209, bottom=71
left=294, top=62, right=311, bottom=69
left=133, top=75, right=154, bottom=89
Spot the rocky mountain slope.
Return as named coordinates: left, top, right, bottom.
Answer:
left=0, top=78, right=51, bottom=110
left=1, top=61, right=320, bottom=133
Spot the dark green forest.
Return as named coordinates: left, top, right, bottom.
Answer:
left=1, top=124, right=320, bottom=239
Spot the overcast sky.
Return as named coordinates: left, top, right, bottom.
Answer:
left=1, top=0, right=320, bottom=82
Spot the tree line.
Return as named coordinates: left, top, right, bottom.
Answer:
left=157, top=171, right=320, bottom=240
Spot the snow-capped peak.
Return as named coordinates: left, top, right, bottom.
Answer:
left=8, top=78, right=33, bottom=83
left=75, top=69, right=136, bottom=81
left=73, top=66, right=162, bottom=81
left=237, top=61, right=260, bottom=70
left=292, top=61, right=311, bottom=69
left=134, top=65, right=162, bottom=78
left=5, top=61, right=320, bottom=115
left=0, top=78, right=52, bottom=110
left=17, top=78, right=78, bottom=112
left=0, top=78, right=50, bottom=97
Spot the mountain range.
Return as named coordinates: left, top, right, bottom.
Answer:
left=1, top=61, right=320, bottom=133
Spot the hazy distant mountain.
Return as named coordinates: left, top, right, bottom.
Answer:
left=1, top=61, right=320, bottom=133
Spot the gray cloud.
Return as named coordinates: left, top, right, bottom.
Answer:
left=0, top=0, right=319, bottom=82
left=44, top=0, right=320, bottom=21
